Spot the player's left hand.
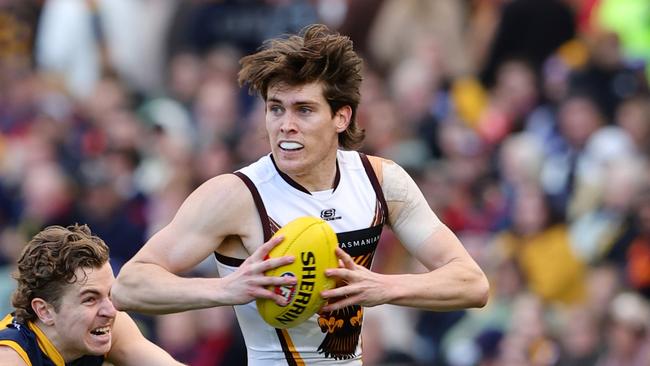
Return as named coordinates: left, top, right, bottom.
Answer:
left=320, top=247, right=392, bottom=311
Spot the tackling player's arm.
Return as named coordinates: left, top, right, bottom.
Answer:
left=112, top=174, right=296, bottom=314
left=322, top=157, right=489, bottom=311
left=106, top=312, right=185, bottom=366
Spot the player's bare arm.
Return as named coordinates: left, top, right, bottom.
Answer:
left=106, top=312, right=186, bottom=365
left=0, top=346, right=29, bottom=365
left=112, top=174, right=297, bottom=314
left=321, top=157, right=489, bottom=311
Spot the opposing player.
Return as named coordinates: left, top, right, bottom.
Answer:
left=0, top=224, right=184, bottom=365
left=113, top=24, right=489, bottom=364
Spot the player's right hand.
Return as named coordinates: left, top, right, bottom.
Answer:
left=221, top=235, right=297, bottom=306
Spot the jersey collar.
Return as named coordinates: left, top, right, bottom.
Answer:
left=270, top=154, right=341, bottom=195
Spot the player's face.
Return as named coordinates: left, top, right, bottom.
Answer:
left=51, top=263, right=117, bottom=360
left=265, top=82, right=349, bottom=185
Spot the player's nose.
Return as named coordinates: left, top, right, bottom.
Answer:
left=100, top=297, right=118, bottom=318
left=280, top=112, right=299, bottom=134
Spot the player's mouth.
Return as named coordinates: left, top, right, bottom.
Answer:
left=90, top=326, right=111, bottom=337
left=279, top=141, right=304, bottom=151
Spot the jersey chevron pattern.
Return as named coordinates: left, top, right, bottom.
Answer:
left=215, top=150, right=388, bottom=365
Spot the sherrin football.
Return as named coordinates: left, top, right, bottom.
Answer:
left=257, top=216, right=339, bottom=329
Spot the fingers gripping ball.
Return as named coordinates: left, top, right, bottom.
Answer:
left=257, top=216, right=339, bottom=329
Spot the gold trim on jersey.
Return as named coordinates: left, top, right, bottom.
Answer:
left=28, top=322, right=65, bottom=366
left=356, top=253, right=372, bottom=268
left=0, top=339, right=33, bottom=366
left=1, top=314, right=33, bottom=366
left=279, top=328, right=305, bottom=365
left=0, top=314, right=12, bottom=328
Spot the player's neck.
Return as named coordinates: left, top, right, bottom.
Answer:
left=283, top=156, right=338, bottom=193
left=33, top=320, right=80, bottom=363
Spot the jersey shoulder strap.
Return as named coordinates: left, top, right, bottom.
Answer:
left=358, top=153, right=389, bottom=224
left=0, top=314, right=38, bottom=366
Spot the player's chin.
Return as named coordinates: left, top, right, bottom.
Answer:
left=274, top=146, right=305, bottom=161
left=274, top=152, right=306, bottom=172
left=86, top=343, right=112, bottom=357
left=85, top=334, right=112, bottom=355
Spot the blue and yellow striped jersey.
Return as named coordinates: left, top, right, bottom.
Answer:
left=0, top=314, right=105, bottom=366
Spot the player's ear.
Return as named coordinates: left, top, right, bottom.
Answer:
left=334, top=106, right=351, bottom=133
left=32, top=298, right=55, bottom=326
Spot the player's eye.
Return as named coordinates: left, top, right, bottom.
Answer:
left=268, top=105, right=284, bottom=114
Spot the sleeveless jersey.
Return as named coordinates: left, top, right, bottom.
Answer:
left=0, top=314, right=105, bottom=366
left=215, top=150, right=388, bottom=366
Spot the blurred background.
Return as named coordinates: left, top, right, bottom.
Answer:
left=1, top=0, right=649, bottom=365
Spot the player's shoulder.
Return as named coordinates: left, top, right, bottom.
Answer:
left=236, top=154, right=275, bottom=183
left=0, top=315, right=30, bottom=342
left=0, top=345, right=29, bottom=365
left=195, top=173, right=252, bottom=201
left=0, top=318, right=33, bottom=366
left=365, top=154, right=395, bottom=167
left=178, top=174, right=255, bottom=226
left=364, top=154, right=399, bottom=185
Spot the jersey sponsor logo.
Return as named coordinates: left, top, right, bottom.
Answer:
left=320, top=208, right=341, bottom=221
left=339, top=235, right=380, bottom=249
left=336, top=225, right=383, bottom=256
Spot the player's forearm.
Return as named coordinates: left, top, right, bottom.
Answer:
left=386, top=259, right=489, bottom=311
left=112, top=262, right=225, bottom=314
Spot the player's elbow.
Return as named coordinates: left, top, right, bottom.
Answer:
left=110, top=281, right=129, bottom=311
left=111, top=267, right=140, bottom=311
left=110, top=280, right=132, bottom=311
left=468, top=269, right=490, bottom=308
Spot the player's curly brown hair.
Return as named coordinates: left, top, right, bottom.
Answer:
left=238, top=23, right=365, bottom=150
left=11, top=224, right=109, bottom=322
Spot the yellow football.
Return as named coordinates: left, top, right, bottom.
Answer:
left=257, top=216, right=339, bottom=329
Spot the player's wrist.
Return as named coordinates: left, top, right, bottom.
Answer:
left=198, top=277, right=235, bottom=307
left=382, top=273, right=412, bottom=305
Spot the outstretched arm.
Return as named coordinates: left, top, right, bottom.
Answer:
left=322, top=158, right=489, bottom=311
left=112, top=174, right=296, bottom=314
left=107, top=312, right=185, bottom=365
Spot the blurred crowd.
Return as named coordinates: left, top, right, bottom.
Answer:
left=1, top=0, right=650, bottom=365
